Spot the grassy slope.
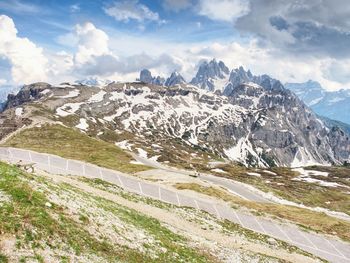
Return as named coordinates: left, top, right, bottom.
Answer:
left=205, top=164, right=350, bottom=216
left=2, top=124, right=150, bottom=174
left=0, top=162, right=213, bottom=262
left=174, top=182, right=350, bottom=242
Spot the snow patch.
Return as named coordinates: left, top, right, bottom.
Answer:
left=88, top=90, right=106, bottom=103
left=40, top=89, right=51, bottom=95
left=15, top=107, right=23, bottom=116
left=137, top=148, right=148, bottom=159
left=56, top=89, right=80, bottom=99
left=149, top=155, right=161, bottom=161
left=211, top=168, right=227, bottom=174
left=246, top=172, right=261, bottom=177
left=262, top=170, right=277, bottom=176
left=291, top=168, right=348, bottom=188
left=115, top=140, right=132, bottom=151
left=56, top=102, right=83, bottom=117
left=76, top=118, right=89, bottom=131
left=291, top=147, right=326, bottom=167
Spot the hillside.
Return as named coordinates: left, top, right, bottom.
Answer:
left=0, top=64, right=349, bottom=262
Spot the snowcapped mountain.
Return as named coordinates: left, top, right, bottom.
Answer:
left=75, top=77, right=113, bottom=87
left=164, top=71, right=186, bottom=87
left=190, top=59, right=230, bottom=92
left=1, top=72, right=349, bottom=167
left=285, top=81, right=350, bottom=125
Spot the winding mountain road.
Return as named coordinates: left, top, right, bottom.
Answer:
left=0, top=147, right=349, bottom=263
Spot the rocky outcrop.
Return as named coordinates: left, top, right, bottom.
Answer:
left=139, top=69, right=165, bottom=86
left=3, top=82, right=51, bottom=111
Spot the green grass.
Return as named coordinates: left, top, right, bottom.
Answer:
left=0, top=162, right=215, bottom=262
left=0, top=254, right=8, bottom=263
left=0, top=161, right=151, bottom=262
left=2, top=124, right=150, bottom=174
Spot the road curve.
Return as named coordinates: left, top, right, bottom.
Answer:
left=0, top=147, right=349, bottom=263
left=130, top=152, right=272, bottom=203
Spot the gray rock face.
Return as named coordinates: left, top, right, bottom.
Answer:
left=139, top=69, right=165, bottom=86
left=139, top=69, right=153, bottom=84
left=191, top=59, right=229, bottom=91
left=3, top=82, right=50, bottom=111
left=164, top=71, right=186, bottom=87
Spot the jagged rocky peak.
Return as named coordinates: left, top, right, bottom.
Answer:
left=191, top=59, right=230, bottom=91
left=164, top=71, right=186, bottom=87
left=139, top=69, right=165, bottom=86
left=228, top=66, right=252, bottom=86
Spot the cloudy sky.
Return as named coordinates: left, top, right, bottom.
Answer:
left=0, top=0, right=349, bottom=90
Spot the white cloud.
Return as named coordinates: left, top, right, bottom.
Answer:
left=0, top=15, right=48, bottom=85
left=1, top=15, right=347, bottom=92
left=0, top=0, right=41, bottom=14
left=198, top=0, right=250, bottom=22
left=104, top=0, right=162, bottom=23
left=323, top=59, right=350, bottom=85
left=74, top=22, right=110, bottom=65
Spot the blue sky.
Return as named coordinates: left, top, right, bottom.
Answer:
left=0, top=0, right=350, bottom=90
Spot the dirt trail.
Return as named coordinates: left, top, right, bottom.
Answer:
left=38, top=170, right=319, bottom=263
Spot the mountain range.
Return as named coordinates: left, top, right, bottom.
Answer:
left=1, top=59, right=349, bottom=168
left=285, top=80, right=350, bottom=125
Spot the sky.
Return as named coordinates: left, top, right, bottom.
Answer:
left=0, top=0, right=350, bottom=91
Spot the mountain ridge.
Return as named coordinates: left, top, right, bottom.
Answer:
left=285, top=81, right=350, bottom=125
left=1, top=73, right=349, bottom=167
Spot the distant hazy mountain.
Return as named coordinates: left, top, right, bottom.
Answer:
left=138, top=69, right=185, bottom=87
left=319, top=115, right=350, bottom=135
left=138, top=69, right=165, bottom=86
left=285, top=81, right=350, bottom=125
left=75, top=77, right=113, bottom=87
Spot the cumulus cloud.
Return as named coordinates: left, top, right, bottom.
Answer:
left=53, top=21, right=182, bottom=80
left=235, top=0, right=350, bottom=58
left=104, top=0, right=163, bottom=23
left=0, top=15, right=48, bottom=84
left=74, top=22, right=110, bottom=65
left=198, top=0, right=250, bottom=22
